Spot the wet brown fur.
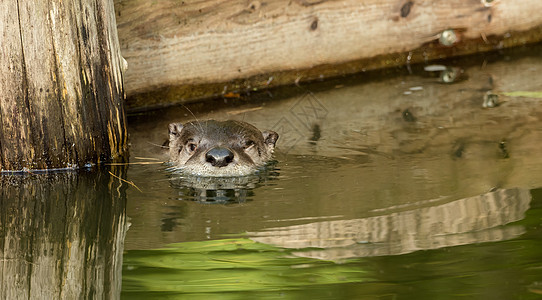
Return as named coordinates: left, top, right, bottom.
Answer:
left=168, top=120, right=278, bottom=176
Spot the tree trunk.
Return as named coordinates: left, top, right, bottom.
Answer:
left=0, top=0, right=127, bottom=171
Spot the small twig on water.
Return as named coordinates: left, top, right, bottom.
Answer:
left=108, top=171, right=143, bottom=193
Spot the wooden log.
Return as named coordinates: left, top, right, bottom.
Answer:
left=115, top=0, right=542, bottom=110
left=0, top=0, right=127, bottom=171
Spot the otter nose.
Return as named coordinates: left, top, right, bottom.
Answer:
left=205, top=147, right=234, bottom=167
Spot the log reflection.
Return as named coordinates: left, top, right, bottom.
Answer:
left=0, top=169, right=128, bottom=299
left=250, top=188, right=530, bottom=260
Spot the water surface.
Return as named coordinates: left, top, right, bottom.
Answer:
left=120, top=44, right=542, bottom=299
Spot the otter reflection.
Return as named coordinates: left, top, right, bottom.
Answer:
left=169, top=165, right=279, bottom=203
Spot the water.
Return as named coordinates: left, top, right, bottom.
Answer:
left=2, top=45, right=542, bottom=299
left=119, top=44, right=542, bottom=299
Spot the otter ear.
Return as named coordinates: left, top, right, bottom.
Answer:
left=168, top=123, right=183, bottom=138
left=262, top=130, right=279, bottom=148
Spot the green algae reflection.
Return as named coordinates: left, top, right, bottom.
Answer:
left=121, top=238, right=373, bottom=299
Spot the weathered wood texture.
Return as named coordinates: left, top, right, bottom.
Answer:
left=115, top=0, right=542, bottom=109
left=0, top=170, right=127, bottom=299
left=0, top=0, right=127, bottom=171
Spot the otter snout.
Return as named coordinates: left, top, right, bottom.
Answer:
left=205, top=147, right=234, bottom=167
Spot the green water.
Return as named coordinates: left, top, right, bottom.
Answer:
left=122, top=202, right=542, bottom=299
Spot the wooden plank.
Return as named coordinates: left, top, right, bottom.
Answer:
left=116, top=0, right=542, bottom=109
left=0, top=0, right=127, bottom=171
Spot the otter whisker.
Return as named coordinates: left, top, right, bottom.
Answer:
left=181, top=104, right=204, bottom=135
left=146, top=141, right=169, bottom=149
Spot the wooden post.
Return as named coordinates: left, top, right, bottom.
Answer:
left=0, top=0, right=127, bottom=171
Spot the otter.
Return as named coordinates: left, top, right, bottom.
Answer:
left=168, top=120, right=279, bottom=177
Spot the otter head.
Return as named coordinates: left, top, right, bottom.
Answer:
left=168, top=120, right=279, bottom=177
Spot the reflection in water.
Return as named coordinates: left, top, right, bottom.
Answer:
left=168, top=164, right=279, bottom=203
left=0, top=169, right=128, bottom=300
left=250, top=188, right=530, bottom=260
left=121, top=189, right=542, bottom=299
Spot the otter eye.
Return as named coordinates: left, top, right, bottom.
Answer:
left=186, top=142, right=197, bottom=152
left=244, top=140, right=255, bottom=149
